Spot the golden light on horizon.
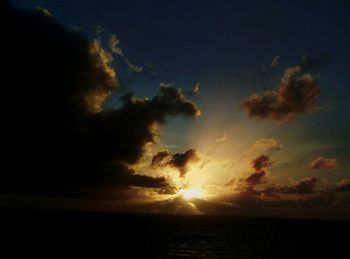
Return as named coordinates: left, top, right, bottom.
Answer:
left=179, top=187, right=205, bottom=200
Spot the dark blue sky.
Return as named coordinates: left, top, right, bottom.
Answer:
left=12, top=0, right=350, bottom=180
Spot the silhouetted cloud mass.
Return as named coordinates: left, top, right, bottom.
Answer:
left=152, top=149, right=200, bottom=177
left=1, top=2, right=200, bottom=198
left=251, top=155, right=271, bottom=171
left=246, top=171, right=266, bottom=186
left=244, top=155, right=272, bottom=186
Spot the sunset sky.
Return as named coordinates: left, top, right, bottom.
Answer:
left=2, top=0, right=350, bottom=219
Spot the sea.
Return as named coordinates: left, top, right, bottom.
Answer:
left=1, top=211, right=349, bottom=258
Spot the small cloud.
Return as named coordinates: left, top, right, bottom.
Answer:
left=108, top=34, right=143, bottom=73
left=249, top=138, right=282, bottom=154
left=159, top=82, right=172, bottom=88
left=244, top=155, right=272, bottom=186
left=215, top=134, right=228, bottom=143
left=191, top=82, right=200, bottom=95
left=309, top=157, right=338, bottom=170
left=126, top=61, right=143, bottom=73
left=145, top=63, right=159, bottom=77
left=336, top=179, right=350, bottom=192
left=36, top=6, right=52, bottom=17
left=269, top=56, right=280, bottom=68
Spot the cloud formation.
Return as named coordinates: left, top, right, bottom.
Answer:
left=215, top=134, right=228, bottom=143
left=288, top=176, right=318, bottom=194
left=109, top=34, right=143, bottom=73
left=242, top=64, right=320, bottom=122
left=250, top=138, right=283, bottom=154
left=309, top=157, right=338, bottom=170
left=244, top=155, right=272, bottom=186
left=245, top=171, right=266, bottom=186
left=336, top=179, right=350, bottom=192
left=36, top=6, right=52, bottom=17
left=152, top=149, right=200, bottom=177
left=1, top=3, right=200, bottom=198
left=191, top=82, right=200, bottom=95
left=251, top=155, right=272, bottom=171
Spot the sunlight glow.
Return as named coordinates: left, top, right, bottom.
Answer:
left=179, top=187, right=205, bottom=200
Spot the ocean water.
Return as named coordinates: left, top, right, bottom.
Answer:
left=1, top=211, right=349, bottom=258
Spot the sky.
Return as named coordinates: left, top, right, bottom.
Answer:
left=2, top=0, right=350, bottom=219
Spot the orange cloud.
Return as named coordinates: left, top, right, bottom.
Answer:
left=309, top=157, right=338, bottom=170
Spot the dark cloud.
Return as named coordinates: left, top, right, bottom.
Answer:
left=225, top=176, right=350, bottom=218
left=258, top=177, right=319, bottom=196
left=309, top=157, right=338, bottom=170
left=336, top=179, right=350, bottom=192
left=244, top=155, right=272, bottom=186
left=151, top=151, right=171, bottom=167
left=251, top=154, right=271, bottom=171
left=1, top=3, right=199, bottom=199
left=152, top=149, right=200, bottom=177
left=242, top=64, right=320, bottom=122
left=287, top=176, right=318, bottom=194
left=245, top=171, right=266, bottom=186
left=169, top=149, right=200, bottom=177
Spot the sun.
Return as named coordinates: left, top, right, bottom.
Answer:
left=179, top=187, right=205, bottom=200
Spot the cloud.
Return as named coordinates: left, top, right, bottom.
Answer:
left=191, top=82, right=200, bottom=95
left=245, top=171, right=266, bottom=186
left=215, top=134, right=228, bottom=143
left=269, top=56, right=280, bottom=68
left=151, top=151, right=171, bottom=167
left=249, top=138, right=283, bottom=154
left=309, top=157, right=338, bottom=170
left=242, top=64, right=320, bottom=122
left=145, top=63, right=159, bottom=77
left=336, top=179, right=350, bottom=192
left=227, top=176, right=334, bottom=213
left=152, top=149, right=201, bottom=177
left=159, top=82, right=172, bottom=88
left=244, top=155, right=271, bottom=186
left=1, top=3, right=200, bottom=199
left=288, top=176, right=318, bottom=194
left=251, top=155, right=272, bottom=171
left=84, top=39, right=119, bottom=113
left=251, top=176, right=319, bottom=197
left=169, top=149, right=200, bottom=177
left=109, top=34, right=143, bottom=73
left=36, top=6, right=52, bottom=17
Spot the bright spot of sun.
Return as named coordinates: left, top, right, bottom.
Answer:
left=179, top=187, right=205, bottom=200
